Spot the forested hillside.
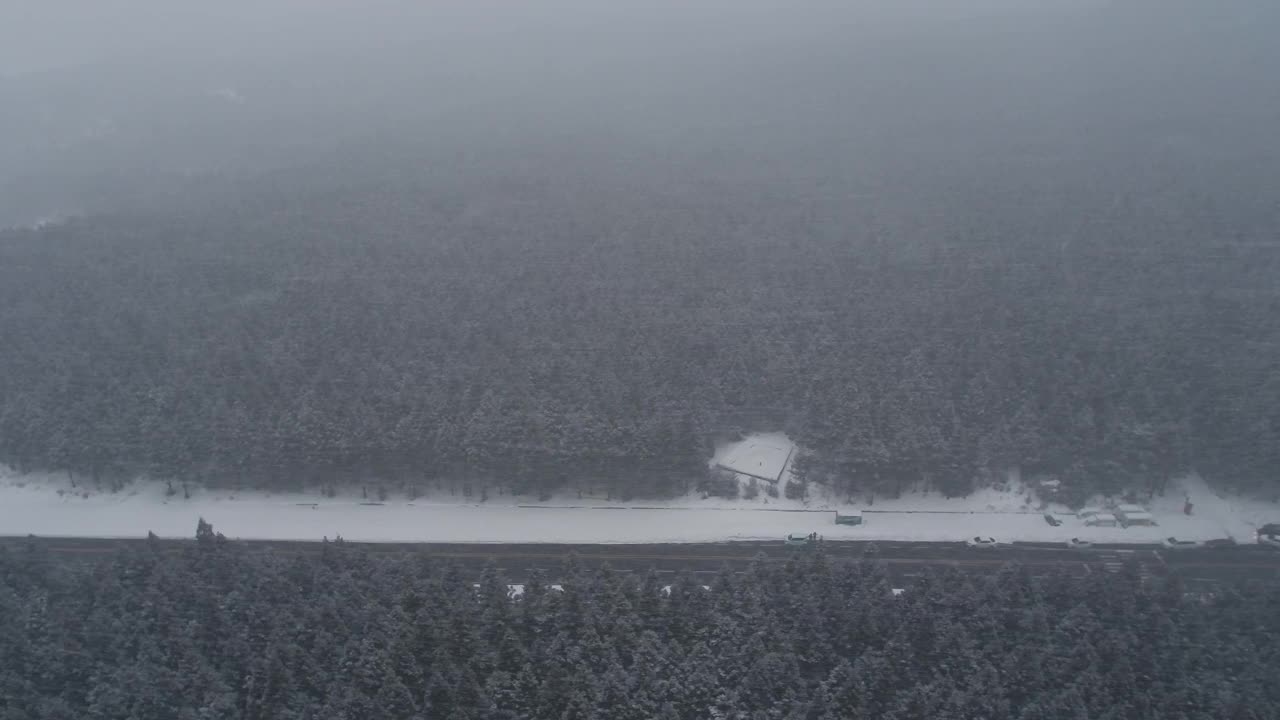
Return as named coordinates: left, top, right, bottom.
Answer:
left=1, top=139, right=1278, bottom=501
left=5, top=0, right=1280, bottom=502
left=2, top=535, right=1277, bottom=719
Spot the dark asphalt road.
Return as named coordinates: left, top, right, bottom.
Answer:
left=5, top=536, right=1279, bottom=591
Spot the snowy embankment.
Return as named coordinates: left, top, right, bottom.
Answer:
left=1, top=433, right=1276, bottom=544
left=1, top=471, right=1274, bottom=545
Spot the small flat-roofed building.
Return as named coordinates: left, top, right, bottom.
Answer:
left=1120, top=511, right=1157, bottom=527
left=1084, top=512, right=1119, bottom=527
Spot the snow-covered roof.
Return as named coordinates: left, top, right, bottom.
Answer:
left=1078, top=507, right=1105, bottom=517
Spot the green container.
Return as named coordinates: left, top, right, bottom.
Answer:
left=835, top=512, right=863, bottom=526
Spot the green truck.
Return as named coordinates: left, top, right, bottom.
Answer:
left=835, top=511, right=863, bottom=526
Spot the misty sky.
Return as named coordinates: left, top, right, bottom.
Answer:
left=2, top=0, right=1277, bottom=227
left=0, top=0, right=1119, bottom=74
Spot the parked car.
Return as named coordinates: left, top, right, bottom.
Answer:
left=1162, top=537, right=1202, bottom=550
left=966, top=536, right=1000, bottom=549
left=1257, top=524, right=1280, bottom=547
left=1203, top=537, right=1238, bottom=549
left=1043, top=513, right=1062, bottom=527
left=785, top=533, right=818, bottom=547
left=1065, top=537, right=1093, bottom=549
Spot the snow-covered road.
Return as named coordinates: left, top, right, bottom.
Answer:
left=1, top=471, right=1273, bottom=545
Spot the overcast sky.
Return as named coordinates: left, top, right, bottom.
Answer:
left=3, top=0, right=1277, bottom=227
left=0, top=0, right=1112, bottom=74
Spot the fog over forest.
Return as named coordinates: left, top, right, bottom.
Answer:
left=1, top=0, right=1278, bottom=502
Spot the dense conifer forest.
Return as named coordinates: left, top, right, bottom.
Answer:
left=2, top=533, right=1277, bottom=719
left=5, top=2, right=1280, bottom=504
left=1, top=145, right=1277, bottom=503
left=5, top=2, right=1279, bottom=714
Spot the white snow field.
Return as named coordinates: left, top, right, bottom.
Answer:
left=2, top=464, right=1276, bottom=545
left=712, top=432, right=794, bottom=482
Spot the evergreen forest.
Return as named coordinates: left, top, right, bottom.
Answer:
left=2, top=533, right=1277, bottom=719
left=1, top=148, right=1277, bottom=503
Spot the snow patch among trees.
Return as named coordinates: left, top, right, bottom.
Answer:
left=711, top=432, right=795, bottom=482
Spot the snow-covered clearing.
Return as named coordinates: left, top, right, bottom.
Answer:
left=712, top=432, right=794, bottom=482
left=3, top=434, right=1277, bottom=545
left=2, top=466, right=1275, bottom=545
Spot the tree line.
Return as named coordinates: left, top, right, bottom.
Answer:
left=0, top=148, right=1276, bottom=502
left=2, top=529, right=1277, bottom=719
